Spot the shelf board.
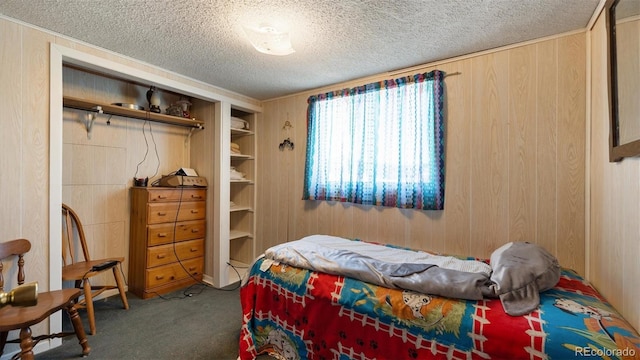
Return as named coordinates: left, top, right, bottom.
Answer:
left=229, top=230, right=253, bottom=240
left=230, top=179, right=254, bottom=184
left=63, top=95, right=205, bottom=129
left=231, top=154, right=254, bottom=160
left=230, top=205, right=253, bottom=212
left=231, top=128, right=254, bottom=136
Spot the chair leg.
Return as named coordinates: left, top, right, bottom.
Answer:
left=0, top=331, right=7, bottom=356
left=67, top=303, right=91, bottom=356
left=18, top=327, right=34, bottom=360
left=113, top=265, right=129, bottom=310
left=83, top=279, right=97, bottom=335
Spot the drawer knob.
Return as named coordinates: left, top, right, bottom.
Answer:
left=157, top=195, right=168, bottom=199
left=157, top=254, right=166, bottom=259
left=191, top=229, right=199, bottom=233
left=156, top=275, right=164, bottom=280
left=188, top=267, right=196, bottom=271
left=190, top=248, right=197, bottom=252
left=157, top=212, right=167, bottom=216
left=191, top=195, right=202, bottom=199
left=190, top=209, right=199, bottom=214
left=157, top=233, right=167, bottom=237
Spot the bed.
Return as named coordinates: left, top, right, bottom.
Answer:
left=239, top=236, right=640, bottom=360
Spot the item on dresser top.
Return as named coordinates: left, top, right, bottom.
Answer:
left=231, top=142, right=242, bottom=154
left=231, top=116, right=249, bottom=130
left=230, top=166, right=246, bottom=180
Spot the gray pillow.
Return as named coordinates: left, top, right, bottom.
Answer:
left=488, top=242, right=561, bottom=316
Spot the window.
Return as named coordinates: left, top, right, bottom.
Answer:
left=303, top=70, right=445, bottom=210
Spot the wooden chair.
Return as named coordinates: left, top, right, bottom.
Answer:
left=0, top=239, right=91, bottom=359
left=62, top=203, right=129, bottom=335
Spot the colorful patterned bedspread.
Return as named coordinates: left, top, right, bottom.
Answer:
left=239, top=257, right=640, bottom=360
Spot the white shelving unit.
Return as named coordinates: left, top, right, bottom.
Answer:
left=191, top=100, right=259, bottom=288
left=227, top=110, right=256, bottom=286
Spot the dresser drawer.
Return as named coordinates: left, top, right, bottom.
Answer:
left=147, top=220, right=206, bottom=246
left=146, top=239, right=204, bottom=268
left=147, top=201, right=205, bottom=224
left=145, top=257, right=203, bottom=288
left=147, top=188, right=206, bottom=203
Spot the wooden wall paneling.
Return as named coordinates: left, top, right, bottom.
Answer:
left=261, top=100, right=283, bottom=250
left=254, top=101, right=268, bottom=252
left=293, top=94, right=317, bottom=241
left=316, top=201, right=332, bottom=236
left=189, top=98, right=215, bottom=275
left=588, top=15, right=606, bottom=289
left=288, top=95, right=308, bottom=243
left=257, top=31, right=588, bottom=280
left=535, top=39, right=559, bottom=255
left=508, top=44, right=537, bottom=244
left=588, top=12, right=640, bottom=332
left=621, top=162, right=640, bottom=326
left=377, top=207, right=405, bottom=247
left=557, top=33, right=586, bottom=274
left=63, top=67, right=95, bottom=99
left=427, top=200, right=446, bottom=254
left=22, top=27, right=55, bottom=287
left=330, top=202, right=352, bottom=239
left=441, top=60, right=472, bottom=257
left=470, top=51, right=510, bottom=258
left=276, top=101, right=292, bottom=248
left=406, top=210, right=432, bottom=251
left=349, top=205, right=368, bottom=243
left=0, top=19, right=22, bottom=242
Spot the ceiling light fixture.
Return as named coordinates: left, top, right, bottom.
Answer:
left=243, top=24, right=295, bottom=56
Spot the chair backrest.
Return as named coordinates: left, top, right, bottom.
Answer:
left=0, top=239, right=31, bottom=292
left=62, top=203, right=91, bottom=266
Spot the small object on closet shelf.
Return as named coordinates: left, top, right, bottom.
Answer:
left=146, top=86, right=161, bottom=113
left=230, top=167, right=246, bottom=180
left=279, top=137, right=294, bottom=151
left=111, top=103, right=144, bottom=110
left=231, top=142, right=242, bottom=154
left=165, top=104, right=183, bottom=117
left=231, top=117, right=249, bottom=130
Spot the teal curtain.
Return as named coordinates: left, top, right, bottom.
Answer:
left=303, top=70, right=445, bottom=210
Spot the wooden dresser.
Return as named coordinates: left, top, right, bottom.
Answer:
left=129, top=187, right=206, bottom=299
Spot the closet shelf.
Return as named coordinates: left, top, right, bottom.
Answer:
left=231, top=128, right=254, bottom=136
left=231, top=154, right=254, bottom=160
left=63, top=96, right=204, bottom=129
left=230, top=230, right=253, bottom=240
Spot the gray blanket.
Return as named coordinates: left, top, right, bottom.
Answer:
left=263, top=235, right=561, bottom=315
left=264, top=235, right=493, bottom=300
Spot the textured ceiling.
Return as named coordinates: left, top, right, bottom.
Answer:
left=0, top=0, right=600, bottom=100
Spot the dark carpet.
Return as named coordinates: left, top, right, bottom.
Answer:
left=37, top=283, right=246, bottom=360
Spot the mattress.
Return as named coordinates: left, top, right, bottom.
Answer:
left=239, top=241, right=640, bottom=360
